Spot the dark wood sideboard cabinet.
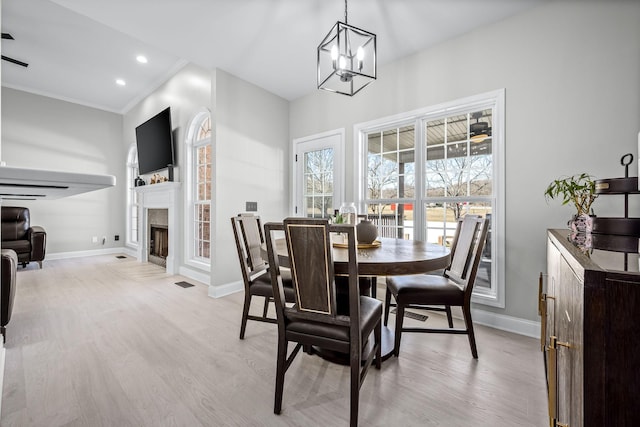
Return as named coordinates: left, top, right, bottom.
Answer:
left=541, top=229, right=640, bottom=427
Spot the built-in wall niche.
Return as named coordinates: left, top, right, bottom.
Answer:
left=148, top=208, right=169, bottom=267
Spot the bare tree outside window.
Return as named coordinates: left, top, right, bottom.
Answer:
left=303, top=148, right=334, bottom=217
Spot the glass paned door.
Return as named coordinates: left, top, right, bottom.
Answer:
left=303, top=148, right=334, bottom=218
left=294, top=131, right=344, bottom=218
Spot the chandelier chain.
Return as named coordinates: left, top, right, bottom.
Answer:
left=344, top=0, right=348, bottom=24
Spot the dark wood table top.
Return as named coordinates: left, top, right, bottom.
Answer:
left=272, top=236, right=451, bottom=276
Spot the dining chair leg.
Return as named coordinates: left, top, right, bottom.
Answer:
left=239, top=293, right=252, bottom=339
left=350, top=351, right=360, bottom=427
left=462, top=304, right=478, bottom=359
left=445, top=305, right=454, bottom=328
left=374, top=320, right=382, bottom=369
left=394, top=303, right=405, bottom=357
left=370, top=276, right=377, bottom=299
left=262, top=296, right=270, bottom=318
left=274, top=339, right=287, bottom=414
left=384, top=289, right=392, bottom=326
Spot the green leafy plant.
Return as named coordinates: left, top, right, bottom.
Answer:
left=332, top=213, right=345, bottom=224
left=544, top=173, right=597, bottom=216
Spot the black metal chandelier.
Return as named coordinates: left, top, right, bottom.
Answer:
left=317, top=0, right=377, bottom=96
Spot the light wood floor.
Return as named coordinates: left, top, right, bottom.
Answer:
left=1, top=255, right=547, bottom=426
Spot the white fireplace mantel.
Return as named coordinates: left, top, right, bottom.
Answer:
left=135, top=182, right=181, bottom=274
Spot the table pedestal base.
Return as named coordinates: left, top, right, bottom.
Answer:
left=311, top=326, right=395, bottom=366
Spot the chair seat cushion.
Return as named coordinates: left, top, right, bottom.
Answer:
left=249, top=270, right=295, bottom=302
left=387, top=274, right=464, bottom=306
left=1, top=240, right=30, bottom=255
left=286, top=296, right=382, bottom=352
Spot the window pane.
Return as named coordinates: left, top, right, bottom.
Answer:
left=425, top=111, right=493, bottom=199
left=366, top=202, right=414, bottom=240
left=469, top=109, right=492, bottom=144
left=202, top=241, right=210, bottom=259
left=193, top=202, right=211, bottom=259
left=425, top=201, right=491, bottom=250
left=202, top=204, right=210, bottom=222
left=425, top=202, right=455, bottom=245
left=367, top=125, right=414, bottom=200
left=303, top=148, right=334, bottom=216
left=469, top=154, right=493, bottom=196
left=305, top=196, right=325, bottom=218
left=426, top=119, right=444, bottom=146
left=447, top=114, right=468, bottom=143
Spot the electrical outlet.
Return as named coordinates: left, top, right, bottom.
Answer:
left=246, top=201, right=258, bottom=212
left=115, top=235, right=120, bottom=241
left=92, top=236, right=98, bottom=243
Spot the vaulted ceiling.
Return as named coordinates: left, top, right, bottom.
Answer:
left=1, top=0, right=547, bottom=113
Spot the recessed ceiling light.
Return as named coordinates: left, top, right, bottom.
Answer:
left=136, top=55, right=148, bottom=64
left=116, top=79, right=126, bottom=86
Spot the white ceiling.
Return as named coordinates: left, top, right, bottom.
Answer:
left=2, top=0, right=546, bottom=114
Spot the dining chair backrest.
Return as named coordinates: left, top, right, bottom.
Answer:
left=231, top=214, right=267, bottom=281
left=444, top=215, right=489, bottom=294
left=265, top=218, right=360, bottom=330
left=284, top=218, right=338, bottom=317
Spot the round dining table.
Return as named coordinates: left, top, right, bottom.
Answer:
left=272, top=236, right=451, bottom=363
left=272, top=236, right=450, bottom=275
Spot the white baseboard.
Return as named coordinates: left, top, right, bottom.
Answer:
left=46, top=247, right=129, bottom=260
left=208, top=281, right=243, bottom=298
left=178, top=266, right=210, bottom=285
left=471, top=308, right=540, bottom=338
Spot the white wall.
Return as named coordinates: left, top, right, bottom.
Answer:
left=211, top=69, right=290, bottom=291
left=289, top=1, right=640, bottom=322
left=1, top=87, right=124, bottom=254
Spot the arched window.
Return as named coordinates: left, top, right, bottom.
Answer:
left=126, top=144, right=139, bottom=247
left=185, top=110, right=212, bottom=267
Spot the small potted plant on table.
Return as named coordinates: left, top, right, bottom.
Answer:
left=544, top=173, right=597, bottom=233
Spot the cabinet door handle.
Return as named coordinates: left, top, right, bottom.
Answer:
left=538, top=273, right=543, bottom=315
left=540, top=293, right=547, bottom=352
left=547, top=342, right=557, bottom=423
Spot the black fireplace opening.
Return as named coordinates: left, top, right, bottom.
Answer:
left=149, top=224, right=169, bottom=260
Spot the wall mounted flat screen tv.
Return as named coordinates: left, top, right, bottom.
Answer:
left=135, top=107, right=175, bottom=175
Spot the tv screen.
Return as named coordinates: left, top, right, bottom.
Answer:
left=135, top=107, right=174, bottom=175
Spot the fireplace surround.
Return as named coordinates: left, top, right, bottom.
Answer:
left=134, top=182, right=181, bottom=274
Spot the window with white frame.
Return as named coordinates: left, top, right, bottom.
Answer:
left=185, top=111, right=212, bottom=266
left=356, top=90, right=505, bottom=307
left=126, top=144, right=139, bottom=248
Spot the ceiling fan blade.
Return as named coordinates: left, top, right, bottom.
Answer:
left=1, top=33, right=15, bottom=40
left=2, top=55, right=29, bottom=68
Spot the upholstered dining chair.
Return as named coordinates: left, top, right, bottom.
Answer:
left=264, top=218, right=382, bottom=427
left=384, top=215, right=490, bottom=359
left=231, top=214, right=294, bottom=339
